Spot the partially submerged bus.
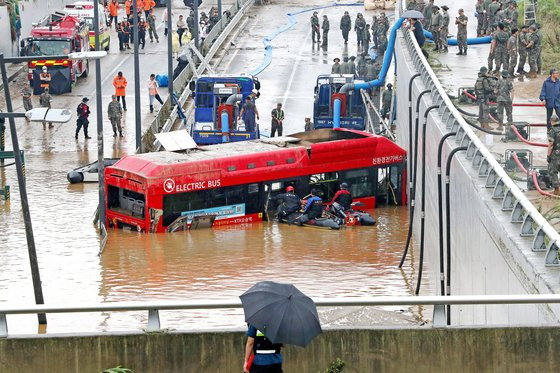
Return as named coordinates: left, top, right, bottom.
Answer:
left=104, top=129, right=406, bottom=232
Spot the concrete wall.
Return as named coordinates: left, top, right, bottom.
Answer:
left=394, top=31, right=560, bottom=325
left=2, top=327, right=560, bottom=372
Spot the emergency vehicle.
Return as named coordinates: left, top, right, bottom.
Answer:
left=20, top=12, right=90, bottom=94
left=64, top=2, right=111, bottom=51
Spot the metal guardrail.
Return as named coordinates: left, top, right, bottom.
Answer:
left=3, top=294, right=560, bottom=337
left=400, top=24, right=560, bottom=267
left=360, top=89, right=395, bottom=141
left=141, top=0, right=255, bottom=152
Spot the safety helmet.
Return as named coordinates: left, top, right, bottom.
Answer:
left=340, top=182, right=348, bottom=189
left=286, top=186, right=294, bottom=192
left=42, top=66, right=48, bottom=71
left=479, top=66, right=488, bottom=73
left=305, top=114, right=311, bottom=119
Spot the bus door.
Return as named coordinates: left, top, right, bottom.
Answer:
left=263, top=179, right=298, bottom=220
left=377, top=163, right=405, bottom=205
left=307, top=172, right=339, bottom=201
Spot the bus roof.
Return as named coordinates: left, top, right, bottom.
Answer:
left=109, top=129, right=406, bottom=180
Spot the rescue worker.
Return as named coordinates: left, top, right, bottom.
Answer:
left=147, top=11, right=159, bottom=43
left=239, top=95, right=259, bottom=133
left=475, top=66, right=493, bottom=129
left=357, top=53, right=368, bottom=78
left=339, top=56, right=350, bottom=74
left=340, top=11, right=351, bottom=44
left=296, top=189, right=323, bottom=225
left=348, top=56, right=357, bottom=76
left=21, top=83, right=33, bottom=118
left=311, top=11, right=320, bottom=44
left=490, top=23, right=509, bottom=73
left=148, top=73, right=164, bottom=113
left=430, top=6, right=441, bottom=51
left=113, top=72, right=128, bottom=111
left=482, top=0, right=492, bottom=35
left=331, top=182, right=353, bottom=212
left=547, top=115, right=560, bottom=196
left=475, top=0, right=484, bottom=37
left=535, top=22, right=543, bottom=75
left=439, top=6, right=450, bottom=53
left=526, top=25, right=539, bottom=78
left=243, top=324, right=283, bottom=373
left=377, top=31, right=388, bottom=56
left=355, top=13, right=366, bottom=49
left=321, top=15, right=329, bottom=48
left=39, top=87, right=53, bottom=129
left=304, top=114, right=314, bottom=131
left=366, top=58, right=377, bottom=81
left=75, top=97, right=91, bottom=140
left=138, top=19, right=147, bottom=49
left=108, top=95, right=123, bottom=138
left=39, top=66, right=51, bottom=93
left=506, top=28, right=518, bottom=76
left=269, top=186, right=300, bottom=221
left=108, top=0, right=119, bottom=29
left=487, top=0, right=500, bottom=33
left=270, top=102, right=284, bottom=137
left=332, top=57, right=341, bottom=74
left=377, top=12, right=390, bottom=37
left=143, top=0, right=156, bottom=19
left=455, top=8, right=468, bottom=55
left=517, top=25, right=529, bottom=74
left=125, top=0, right=132, bottom=19
left=364, top=24, right=371, bottom=52
left=496, top=70, right=513, bottom=130
left=371, top=16, right=379, bottom=48
left=381, top=83, right=393, bottom=119
left=423, top=0, right=434, bottom=30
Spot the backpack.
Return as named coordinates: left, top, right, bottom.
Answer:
left=474, top=77, right=486, bottom=96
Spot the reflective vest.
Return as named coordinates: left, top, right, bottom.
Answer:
left=253, top=330, right=282, bottom=355
left=39, top=73, right=51, bottom=88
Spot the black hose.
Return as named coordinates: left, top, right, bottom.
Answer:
left=437, top=132, right=457, bottom=298
left=455, top=106, right=478, bottom=117
left=399, top=87, right=430, bottom=268
left=445, top=145, right=468, bottom=325
left=0, top=162, right=15, bottom=168
left=415, top=104, right=439, bottom=295
left=464, top=117, right=503, bottom=135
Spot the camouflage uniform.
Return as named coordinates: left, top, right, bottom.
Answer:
left=321, top=17, right=329, bottom=48
left=348, top=57, right=357, bottom=76
left=21, top=86, right=33, bottom=112
left=506, top=33, right=517, bottom=76
left=147, top=13, right=159, bottom=42
left=475, top=0, right=484, bottom=36
left=107, top=100, right=123, bottom=137
left=366, top=60, right=377, bottom=81
left=527, top=28, right=539, bottom=75
left=355, top=14, right=366, bottom=47
left=378, top=32, right=388, bottom=56
left=356, top=55, right=367, bottom=77
left=492, top=28, right=509, bottom=72
left=487, top=0, right=500, bottom=32
left=311, top=13, right=320, bottom=43
left=536, top=25, right=543, bottom=74
left=381, top=87, right=392, bottom=118
left=548, top=120, right=560, bottom=191
left=517, top=28, right=529, bottom=73
left=331, top=61, right=341, bottom=74
left=371, top=16, right=378, bottom=48
left=431, top=9, right=442, bottom=50
left=340, top=13, right=352, bottom=44
left=496, top=73, right=513, bottom=125
left=39, top=91, right=53, bottom=128
left=422, top=2, right=433, bottom=30
left=456, top=14, right=468, bottom=54
left=440, top=9, right=450, bottom=52
left=475, top=69, right=492, bottom=127
left=482, top=0, right=492, bottom=34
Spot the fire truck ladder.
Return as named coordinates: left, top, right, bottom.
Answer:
left=524, top=0, right=537, bottom=25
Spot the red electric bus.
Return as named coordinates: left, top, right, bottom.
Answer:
left=104, top=129, right=407, bottom=232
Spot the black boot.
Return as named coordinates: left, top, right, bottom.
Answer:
left=463, top=48, right=467, bottom=55
left=150, top=105, right=154, bottom=113
left=456, top=48, right=463, bottom=55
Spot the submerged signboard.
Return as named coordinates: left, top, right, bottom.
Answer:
left=180, top=204, right=245, bottom=223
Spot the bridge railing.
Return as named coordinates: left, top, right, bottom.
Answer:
left=400, top=21, right=560, bottom=267
left=3, top=294, right=560, bottom=337
left=141, top=0, right=255, bottom=152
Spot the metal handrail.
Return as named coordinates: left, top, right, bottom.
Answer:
left=360, top=89, right=395, bottom=141
left=400, top=20, right=560, bottom=265
left=3, top=294, right=560, bottom=337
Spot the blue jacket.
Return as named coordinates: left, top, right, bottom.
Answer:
left=539, top=77, right=560, bottom=108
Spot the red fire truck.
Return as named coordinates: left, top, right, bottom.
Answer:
left=104, top=129, right=407, bottom=233
left=20, top=12, right=90, bottom=95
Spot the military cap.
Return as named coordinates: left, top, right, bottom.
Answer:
left=349, top=56, right=356, bottom=60
left=479, top=66, right=488, bottom=73
left=432, top=5, right=439, bottom=10
left=313, top=11, right=318, bottom=15
left=501, top=70, right=509, bottom=78
left=529, top=24, right=536, bottom=30
left=441, top=5, right=449, bottom=10
left=82, top=97, right=89, bottom=102
left=343, top=56, right=349, bottom=62
left=387, top=83, right=393, bottom=88
left=333, top=57, right=340, bottom=62
left=534, top=22, right=541, bottom=28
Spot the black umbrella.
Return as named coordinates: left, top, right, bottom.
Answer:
left=401, top=10, right=425, bottom=19
left=240, top=281, right=322, bottom=347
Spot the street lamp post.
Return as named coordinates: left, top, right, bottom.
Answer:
left=133, top=0, right=141, bottom=151
left=194, top=0, right=199, bottom=49
left=0, top=51, right=105, bottom=326
left=93, top=0, right=105, bottom=231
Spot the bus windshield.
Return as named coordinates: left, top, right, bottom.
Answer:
left=28, top=39, right=71, bottom=56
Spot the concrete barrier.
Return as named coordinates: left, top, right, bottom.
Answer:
left=2, top=327, right=560, bottom=372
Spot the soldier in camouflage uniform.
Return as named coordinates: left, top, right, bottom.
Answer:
left=439, top=6, right=450, bottom=53
left=378, top=31, right=388, bottom=56
left=475, top=66, right=493, bottom=129
left=321, top=15, right=330, bottom=48
left=506, top=28, right=518, bottom=76
left=487, top=0, right=500, bottom=33
left=381, top=83, right=393, bottom=119
left=547, top=115, right=560, bottom=195
left=475, top=0, right=484, bottom=37
left=21, top=83, right=33, bottom=123
left=527, top=25, right=539, bottom=78
left=430, top=6, right=441, bottom=51
left=348, top=56, right=357, bottom=76
left=455, top=8, right=468, bottom=55
left=517, top=25, right=529, bottom=74
left=482, top=0, right=492, bottom=35
left=491, top=23, right=509, bottom=73
left=39, top=87, right=53, bottom=129
left=339, top=56, right=350, bottom=74
left=355, top=13, right=366, bottom=49
left=496, top=70, right=513, bottom=129
left=108, top=95, right=123, bottom=137
left=311, top=11, right=320, bottom=43
left=371, top=16, right=378, bottom=48
left=366, top=58, right=377, bottom=81
left=332, top=58, right=341, bottom=74
left=504, top=2, right=518, bottom=31
left=147, top=11, right=159, bottom=43
left=340, top=11, right=352, bottom=44
left=423, top=0, right=433, bottom=30
left=535, top=22, right=543, bottom=74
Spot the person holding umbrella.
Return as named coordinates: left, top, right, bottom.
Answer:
left=244, top=325, right=283, bottom=373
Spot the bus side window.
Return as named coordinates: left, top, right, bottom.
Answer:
left=340, top=167, right=375, bottom=198
left=246, top=183, right=261, bottom=214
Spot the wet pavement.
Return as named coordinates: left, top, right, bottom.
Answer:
left=0, top=0, right=424, bottom=334
left=433, top=0, right=558, bottom=229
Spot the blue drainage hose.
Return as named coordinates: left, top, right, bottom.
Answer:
left=423, top=30, right=492, bottom=45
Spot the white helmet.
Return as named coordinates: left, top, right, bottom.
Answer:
left=305, top=114, right=311, bottom=119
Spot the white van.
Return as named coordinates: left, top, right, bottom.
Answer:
left=64, top=2, right=111, bottom=51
